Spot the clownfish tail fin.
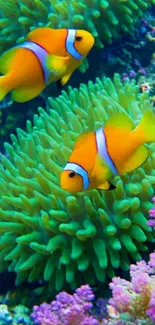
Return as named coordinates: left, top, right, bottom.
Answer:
left=137, top=109, right=155, bottom=143
left=0, top=75, right=11, bottom=101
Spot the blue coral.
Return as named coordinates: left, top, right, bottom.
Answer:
left=0, top=304, right=32, bottom=325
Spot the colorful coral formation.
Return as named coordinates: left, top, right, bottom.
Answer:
left=0, top=0, right=152, bottom=52
left=31, top=284, right=99, bottom=325
left=0, top=304, right=32, bottom=325
left=0, top=74, right=154, bottom=291
left=109, top=251, right=155, bottom=322
left=148, top=196, right=155, bottom=228
left=2, top=279, right=155, bottom=325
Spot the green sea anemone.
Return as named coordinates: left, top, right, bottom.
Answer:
left=0, top=0, right=152, bottom=52
left=0, top=74, right=154, bottom=292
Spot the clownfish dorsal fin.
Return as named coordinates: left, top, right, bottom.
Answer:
left=26, top=27, right=53, bottom=42
left=74, top=131, right=92, bottom=150
left=104, top=112, right=134, bottom=131
left=97, top=181, right=116, bottom=190
left=46, top=55, right=69, bottom=78
left=120, top=144, right=148, bottom=174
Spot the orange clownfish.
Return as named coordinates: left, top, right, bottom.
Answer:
left=0, top=28, right=94, bottom=103
left=60, top=110, right=155, bottom=192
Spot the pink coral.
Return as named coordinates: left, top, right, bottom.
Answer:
left=148, top=252, right=155, bottom=272
left=109, top=251, right=155, bottom=320
left=109, top=278, right=133, bottom=313
left=148, top=196, right=155, bottom=227
left=146, top=289, right=155, bottom=322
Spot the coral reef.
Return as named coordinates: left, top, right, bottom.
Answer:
left=148, top=196, right=155, bottom=228
left=102, top=319, right=154, bottom=324
left=0, top=74, right=155, bottom=292
left=0, top=304, right=12, bottom=325
left=0, top=0, right=152, bottom=52
left=0, top=304, right=32, bottom=325
left=108, top=251, right=155, bottom=323
left=1, top=282, right=154, bottom=325
left=31, top=284, right=99, bottom=325
left=90, top=10, right=155, bottom=82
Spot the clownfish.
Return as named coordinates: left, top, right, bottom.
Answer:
left=60, top=110, right=155, bottom=192
left=0, top=27, right=94, bottom=103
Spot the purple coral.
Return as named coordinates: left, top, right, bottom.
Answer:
left=108, top=251, right=155, bottom=321
left=109, top=278, right=133, bottom=313
left=147, top=289, right=155, bottom=322
left=31, top=285, right=99, bottom=325
left=148, top=252, right=155, bottom=271
left=148, top=196, right=155, bottom=228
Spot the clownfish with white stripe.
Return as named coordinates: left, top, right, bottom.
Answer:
left=0, top=27, right=94, bottom=103
left=60, top=110, right=155, bottom=192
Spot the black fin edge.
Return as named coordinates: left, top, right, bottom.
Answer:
left=108, top=182, right=116, bottom=190
left=57, top=79, right=63, bottom=88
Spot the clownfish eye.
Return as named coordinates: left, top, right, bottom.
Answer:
left=75, top=36, right=82, bottom=41
left=69, top=171, right=76, bottom=178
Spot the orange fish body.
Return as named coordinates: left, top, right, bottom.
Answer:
left=0, top=28, right=94, bottom=103
left=60, top=110, right=155, bottom=193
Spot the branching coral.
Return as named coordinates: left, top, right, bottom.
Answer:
left=0, top=74, right=155, bottom=292
left=148, top=196, right=155, bottom=228
left=0, top=304, right=32, bottom=325
left=0, top=0, right=152, bottom=52
left=109, top=251, right=155, bottom=322
left=31, top=284, right=99, bottom=325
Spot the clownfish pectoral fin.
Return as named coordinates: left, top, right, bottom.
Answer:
left=46, top=55, right=69, bottom=77
left=104, top=111, right=134, bottom=131
left=56, top=73, right=71, bottom=88
left=120, top=144, right=148, bottom=174
left=11, top=85, right=43, bottom=103
left=97, top=181, right=116, bottom=191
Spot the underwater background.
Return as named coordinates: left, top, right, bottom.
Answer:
left=0, top=0, right=155, bottom=324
